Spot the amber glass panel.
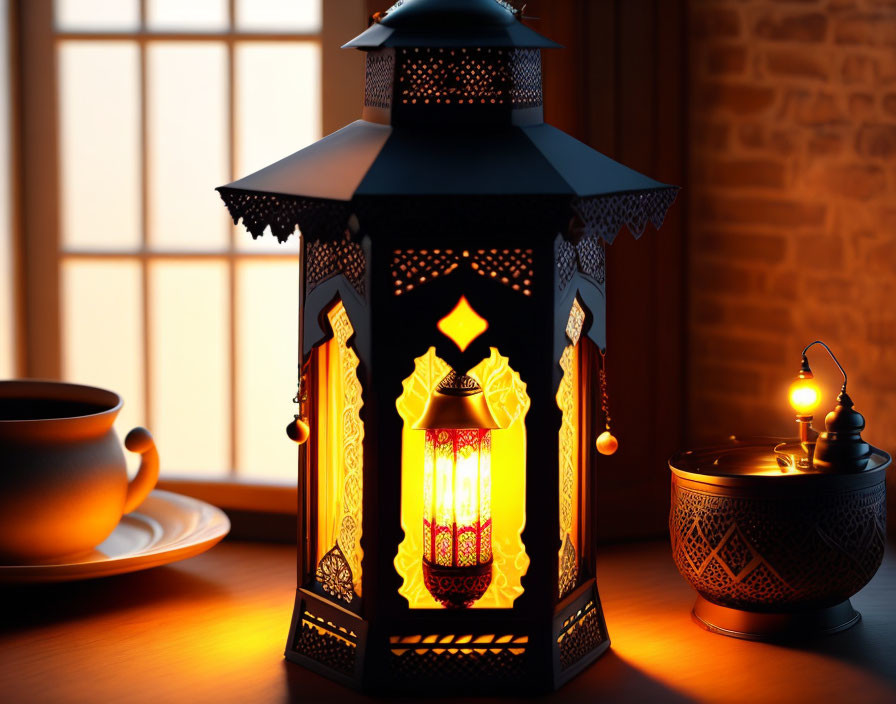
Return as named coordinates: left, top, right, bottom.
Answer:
left=557, top=298, right=592, bottom=600
left=557, top=344, right=580, bottom=599
left=395, top=348, right=529, bottom=609
left=313, top=302, right=364, bottom=597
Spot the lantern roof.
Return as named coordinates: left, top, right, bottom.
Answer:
left=222, top=119, right=668, bottom=200
left=216, top=0, right=679, bottom=244
left=344, top=0, right=562, bottom=49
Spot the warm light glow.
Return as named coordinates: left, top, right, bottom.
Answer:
left=423, top=429, right=492, bottom=568
left=395, top=348, right=529, bottom=608
left=557, top=344, right=580, bottom=598
left=437, top=296, right=489, bottom=352
left=789, top=373, right=820, bottom=416
left=314, top=302, right=364, bottom=596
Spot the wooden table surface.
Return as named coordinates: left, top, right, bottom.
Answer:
left=2, top=539, right=895, bottom=704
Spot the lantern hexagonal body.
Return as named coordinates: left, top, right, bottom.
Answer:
left=217, top=0, right=677, bottom=694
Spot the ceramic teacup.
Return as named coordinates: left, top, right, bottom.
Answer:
left=0, top=380, right=159, bottom=564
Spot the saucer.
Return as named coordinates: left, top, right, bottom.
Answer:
left=0, top=490, right=230, bottom=583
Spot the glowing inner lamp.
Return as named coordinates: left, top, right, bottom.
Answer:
left=415, top=371, right=500, bottom=608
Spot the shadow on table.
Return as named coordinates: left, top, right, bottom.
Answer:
left=771, top=616, right=896, bottom=687
left=283, top=649, right=696, bottom=703
left=0, top=566, right=227, bottom=633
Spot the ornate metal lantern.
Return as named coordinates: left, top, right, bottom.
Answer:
left=217, top=0, right=677, bottom=694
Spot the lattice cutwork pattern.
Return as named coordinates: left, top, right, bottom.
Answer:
left=392, top=248, right=533, bottom=296
left=390, top=634, right=528, bottom=684
left=509, top=49, right=542, bottom=108
left=316, top=545, right=354, bottom=604
left=365, top=50, right=394, bottom=109
left=670, top=480, right=887, bottom=609
left=306, top=236, right=367, bottom=297
left=293, top=611, right=357, bottom=677
left=566, top=298, right=586, bottom=346
left=574, top=187, right=679, bottom=243
left=558, top=602, right=604, bottom=671
left=557, top=237, right=605, bottom=291
left=217, top=188, right=350, bottom=242
left=396, top=47, right=543, bottom=108
left=333, top=305, right=364, bottom=596
left=557, top=345, right=578, bottom=600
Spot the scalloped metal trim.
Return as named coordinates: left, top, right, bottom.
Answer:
left=574, top=186, right=679, bottom=244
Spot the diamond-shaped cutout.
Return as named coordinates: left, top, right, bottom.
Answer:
left=438, top=296, right=488, bottom=352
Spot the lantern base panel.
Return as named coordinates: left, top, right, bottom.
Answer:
left=422, top=559, right=492, bottom=608
left=692, top=596, right=860, bottom=641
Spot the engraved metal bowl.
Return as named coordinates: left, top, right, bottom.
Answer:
left=669, top=438, right=889, bottom=640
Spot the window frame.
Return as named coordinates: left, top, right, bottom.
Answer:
left=13, top=0, right=367, bottom=513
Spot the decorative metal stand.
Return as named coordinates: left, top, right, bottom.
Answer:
left=669, top=439, right=890, bottom=641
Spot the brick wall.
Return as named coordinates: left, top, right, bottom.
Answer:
left=689, top=1, right=896, bottom=518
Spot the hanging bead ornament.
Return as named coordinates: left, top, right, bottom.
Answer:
left=286, top=377, right=310, bottom=445
left=286, top=233, right=311, bottom=445
left=596, top=351, right=618, bottom=456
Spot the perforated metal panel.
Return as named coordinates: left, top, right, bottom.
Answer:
left=364, top=50, right=395, bottom=109
left=394, top=47, right=541, bottom=109
left=391, top=247, right=534, bottom=296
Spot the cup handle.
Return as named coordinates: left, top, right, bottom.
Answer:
left=122, top=427, right=160, bottom=514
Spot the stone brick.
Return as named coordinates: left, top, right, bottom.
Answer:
left=766, top=49, right=830, bottom=79
left=855, top=123, right=896, bottom=157
left=706, top=45, right=748, bottom=75
left=697, top=334, right=790, bottom=366
left=690, top=260, right=763, bottom=293
left=808, top=162, right=887, bottom=200
left=806, top=274, right=856, bottom=303
left=755, top=12, right=828, bottom=42
left=724, top=303, right=794, bottom=329
left=778, top=90, right=846, bottom=126
left=692, top=7, right=742, bottom=39
left=737, top=124, right=798, bottom=154
left=834, top=14, right=896, bottom=46
left=771, top=272, right=798, bottom=298
left=808, top=132, right=845, bottom=155
left=696, top=231, right=789, bottom=263
left=712, top=159, right=789, bottom=188
left=691, top=362, right=765, bottom=395
left=864, top=238, right=896, bottom=276
left=697, top=195, right=827, bottom=227
left=848, top=92, right=876, bottom=120
left=697, top=82, right=777, bottom=115
left=796, top=234, right=844, bottom=269
left=841, top=54, right=876, bottom=84
left=882, top=93, right=896, bottom=118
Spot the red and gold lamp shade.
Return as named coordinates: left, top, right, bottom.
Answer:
left=415, top=371, right=500, bottom=608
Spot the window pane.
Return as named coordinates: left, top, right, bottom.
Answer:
left=0, top=0, right=12, bottom=377
left=147, top=43, right=228, bottom=251
left=235, top=0, right=321, bottom=33
left=235, top=41, right=319, bottom=252
left=61, top=259, right=145, bottom=475
left=146, top=0, right=229, bottom=32
left=55, top=0, right=140, bottom=32
left=59, top=41, right=141, bottom=251
left=149, top=261, right=230, bottom=476
left=235, top=259, right=298, bottom=480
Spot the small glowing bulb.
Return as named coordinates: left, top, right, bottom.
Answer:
left=596, top=431, right=618, bottom=456
left=789, top=372, right=820, bottom=416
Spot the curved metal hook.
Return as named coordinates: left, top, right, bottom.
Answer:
left=801, top=340, right=847, bottom=391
